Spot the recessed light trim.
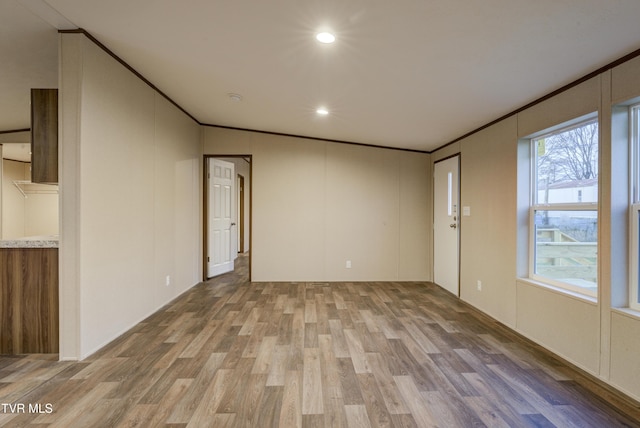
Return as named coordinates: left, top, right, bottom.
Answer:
left=228, top=93, right=243, bottom=102
left=316, top=32, right=336, bottom=44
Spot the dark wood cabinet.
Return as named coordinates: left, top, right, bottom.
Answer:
left=0, top=248, right=59, bottom=354
left=31, top=88, right=58, bottom=184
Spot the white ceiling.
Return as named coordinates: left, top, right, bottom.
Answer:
left=0, top=1, right=58, bottom=132
left=3, top=0, right=640, bottom=152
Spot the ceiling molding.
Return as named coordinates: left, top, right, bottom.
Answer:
left=0, top=128, right=30, bottom=135
left=59, top=29, right=431, bottom=155
left=59, top=29, right=200, bottom=125
left=58, top=29, right=640, bottom=157
left=202, top=123, right=430, bottom=154
left=434, top=45, right=640, bottom=154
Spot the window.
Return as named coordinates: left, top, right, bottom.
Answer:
left=530, top=118, right=598, bottom=297
left=630, top=104, right=640, bottom=311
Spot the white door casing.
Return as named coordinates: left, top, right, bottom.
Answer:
left=433, top=155, right=460, bottom=296
left=208, top=158, right=236, bottom=278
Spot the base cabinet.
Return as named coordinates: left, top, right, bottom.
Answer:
left=0, top=248, right=59, bottom=354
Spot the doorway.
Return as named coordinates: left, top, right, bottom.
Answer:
left=237, top=174, right=245, bottom=253
left=204, top=155, right=252, bottom=280
left=433, top=154, right=460, bottom=296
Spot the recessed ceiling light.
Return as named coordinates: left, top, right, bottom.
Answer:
left=228, top=93, right=243, bottom=102
left=316, top=108, right=329, bottom=115
left=316, top=32, right=335, bottom=44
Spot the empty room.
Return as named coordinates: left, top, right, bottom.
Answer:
left=1, top=0, right=640, bottom=426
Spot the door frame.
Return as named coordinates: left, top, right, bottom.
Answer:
left=237, top=174, right=245, bottom=253
left=203, top=154, right=252, bottom=281
left=432, top=153, right=461, bottom=296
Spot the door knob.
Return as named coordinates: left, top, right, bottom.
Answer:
left=449, top=223, right=457, bottom=229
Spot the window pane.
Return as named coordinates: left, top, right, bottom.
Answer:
left=636, top=210, right=640, bottom=304
left=633, top=205, right=640, bottom=309
left=632, top=108, right=640, bottom=310
left=534, top=120, right=598, bottom=204
left=634, top=106, right=640, bottom=204
left=534, top=210, right=597, bottom=292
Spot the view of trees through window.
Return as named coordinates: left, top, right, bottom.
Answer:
left=536, top=121, right=599, bottom=188
left=532, top=119, right=598, bottom=293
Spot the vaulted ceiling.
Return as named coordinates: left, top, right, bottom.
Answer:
left=3, top=0, right=640, bottom=152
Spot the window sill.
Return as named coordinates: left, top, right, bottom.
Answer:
left=611, top=307, right=640, bottom=321
left=517, top=277, right=598, bottom=305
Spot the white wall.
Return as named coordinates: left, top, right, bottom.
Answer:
left=459, top=116, right=518, bottom=327
left=431, top=59, right=640, bottom=401
left=25, top=192, right=58, bottom=237
left=203, top=128, right=431, bottom=282
left=2, top=131, right=59, bottom=239
left=1, top=159, right=58, bottom=239
left=608, top=54, right=640, bottom=401
left=59, top=33, right=202, bottom=359
left=514, top=78, right=602, bottom=375
left=1, top=160, right=26, bottom=238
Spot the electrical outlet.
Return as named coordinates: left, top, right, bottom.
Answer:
left=166, top=275, right=171, bottom=286
left=346, top=260, right=352, bottom=269
left=477, top=280, right=482, bottom=291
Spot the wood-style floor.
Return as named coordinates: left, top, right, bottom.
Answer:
left=1, top=254, right=639, bottom=427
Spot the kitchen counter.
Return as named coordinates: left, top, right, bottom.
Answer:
left=0, top=235, right=59, bottom=248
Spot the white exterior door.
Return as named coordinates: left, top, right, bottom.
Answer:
left=433, top=155, right=460, bottom=296
left=208, top=158, right=236, bottom=278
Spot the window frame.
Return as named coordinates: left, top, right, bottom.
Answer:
left=528, top=116, right=599, bottom=298
left=630, top=204, right=640, bottom=311
left=629, top=104, right=640, bottom=311
left=632, top=104, right=640, bottom=204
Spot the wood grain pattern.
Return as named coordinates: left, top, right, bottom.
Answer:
left=0, top=248, right=58, bottom=354
left=0, top=253, right=638, bottom=426
left=30, top=88, right=58, bottom=184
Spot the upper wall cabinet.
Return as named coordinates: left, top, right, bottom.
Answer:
left=31, top=88, right=58, bottom=184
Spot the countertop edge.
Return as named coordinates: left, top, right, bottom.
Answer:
left=0, top=239, right=59, bottom=249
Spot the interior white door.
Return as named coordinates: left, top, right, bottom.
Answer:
left=433, top=155, right=460, bottom=296
left=208, top=158, right=236, bottom=278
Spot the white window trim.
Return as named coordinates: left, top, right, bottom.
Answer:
left=630, top=204, right=640, bottom=311
left=630, top=104, right=640, bottom=311
left=528, top=117, right=599, bottom=298
left=632, top=104, right=640, bottom=204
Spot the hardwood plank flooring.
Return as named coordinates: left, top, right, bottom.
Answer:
left=1, top=253, right=639, bottom=427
